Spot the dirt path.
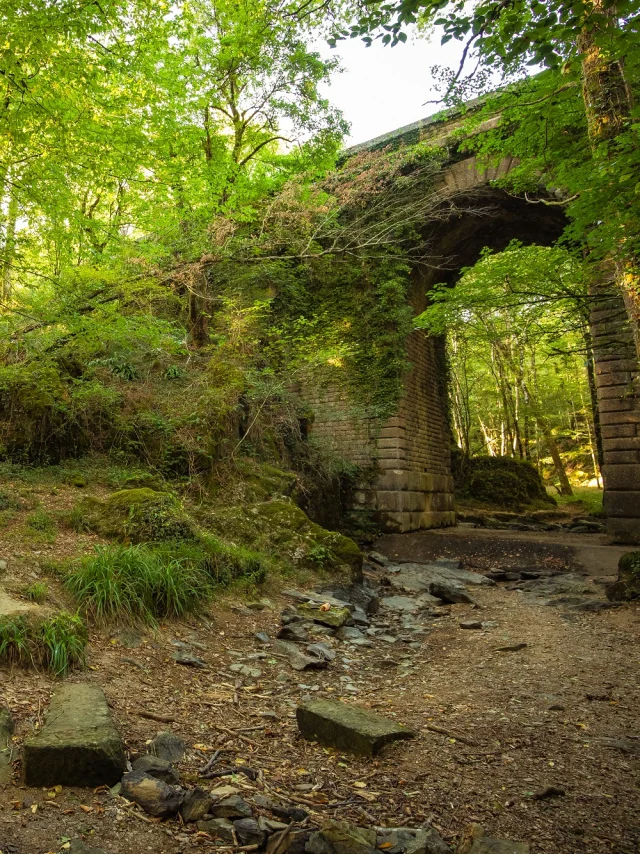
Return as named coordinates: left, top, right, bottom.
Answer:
left=1, top=531, right=638, bottom=854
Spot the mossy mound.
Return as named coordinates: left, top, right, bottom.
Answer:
left=233, top=459, right=297, bottom=502
left=606, top=551, right=640, bottom=601
left=209, top=498, right=363, bottom=579
left=79, top=488, right=196, bottom=543
left=453, top=452, right=555, bottom=509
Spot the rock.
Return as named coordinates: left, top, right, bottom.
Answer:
left=429, top=581, right=475, bottom=605
left=496, top=643, right=527, bottom=652
left=23, top=684, right=125, bottom=787
left=389, top=563, right=493, bottom=593
left=317, top=583, right=379, bottom=615
left=278, top=622, right=313, bottom=643
left=377, top=827, right=451, bottom=854
left=606, top=551, right=640, bottom=601
left=277, top=640, right=330, bottom=671
left=336, top=626, right=365, bottom=641
left=256, top=631, right=271, bottom=644
left=131, top=754, right=180, bottom=784
left=531, top=785, right=565, bottom=800
left=173, top=652, right=207, bottom=668
left=459, top=620, right=482, bottom=630
left=306, top=642, right=336, bottom=661
left=180, top=787, right=214, bottom=822
left=595, top=736, right=640, bottom=754
left=211, top=784, right=241, bottom=800
left=210, top=794, right=253, bottom=819
left=115, top=628, right=143, bottom=648
left=457, top=824, right=529, bottom=854
left=381, top=596, right=423, bottom=613
left=296, top=603, right=351, bottom=628
left=150, top=731, right=186, bottom=763
left=254, top=794, right=308, bottom=823
left=0, top=706, right=14, bottom=785
left=68, top=840, right=108, bottom=854
left=520, top=574, right=594, bottom=598
left=198, top=817, right=236, bottom=841
left=121, top=770, right=184, bottom=816
left=230, top=662, right=263, bottom=678
left=368, top=552, right=390, bottom=566
left=297, top=699, right=415, bottom=756
left=307, top=821, right=377, bottom=854
left=234, top=818, right=267, bottom=847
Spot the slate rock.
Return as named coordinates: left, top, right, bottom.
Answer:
left=150, top=731, right=186, bottom=763
left=230, top=662, right=263, bottom=678
left=173, top=652, right=207, bottom=668
left=368, top=552, right=390, bottom=566
left=336, top=626, right=365, bottom=641
left=297, top=699, right=414, bottom=756
left=306, top=642, right=336, bottom=661
left=68, top=841, right=108, bottom=854
left=234, top=817, right=267, bottom=846
left=180, top=786, right=213, bottom=822
left=254, top=794, right=309, bottom=823
left=121, top=770, right=184, bottom=817
left=277, top=640, right=330, bottom=671
left=198, top=817, right=236, bottom=841
left=279, top=622, right=313, bottom=643
left=132, top=753, right=180, bottom=784
left=307, top=821, right=377, bottom=854
left=457, top=824, right=529, bottom=854
left=211, top=794, right=253, bottom=819
left=429, top=581, right=475, bottom=605
left=296, top=603, right=351, bottom=628
left=317, top=583, right=379, bottom=615
left=23, top=684, right=125, bottom=787
left=256, top=631, right=271, bottom=644
left=459, top=620, right=482, bottom=630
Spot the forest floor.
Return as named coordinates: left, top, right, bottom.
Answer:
left=0, top=482, right=639, bottom=854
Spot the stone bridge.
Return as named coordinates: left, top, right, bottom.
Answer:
left=307, top=105, right=640, bottom=545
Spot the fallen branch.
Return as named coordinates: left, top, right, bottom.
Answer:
left=138, top=710, right=178, bottom=723
left=425, top=723, right=478, bottom=747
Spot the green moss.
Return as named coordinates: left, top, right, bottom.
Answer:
left=79, top=488, right=196, bottom=542
left=453, top=452, right=555, bottom=509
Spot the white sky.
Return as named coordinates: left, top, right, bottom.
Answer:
left=317, top=34, right=466, bottom=146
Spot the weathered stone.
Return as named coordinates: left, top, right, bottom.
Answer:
left=296, top=603, right=351, bottom=628
left=173, top=651, right=207, bottom=668
left=150, top=731, right=186, bottom=762
left=234, top=818, right=267, bottom=847
left=198, top=817, right=236, bottom=841
left=457, top=824, right=529, bottom=854
left=132, top=753, right=180, bottom=784
left=180, top=786, right=213, bottom=822
left=210, top=794, right=253, bottom=819
left=307, top=821, right=377, bottom=854
left=23, top=684, right=125, bottom=787
left=317, top=583, right=379, bottom=615
left=68, top=840, right=108, bottom=854
left=336, top=626, right=365, bottom=641
left=429, top=581, right=475, bottom=605
left=606, top=551, right=640, bottom=601
left=297, top=699, right=415, bottom=756
left=306, top=642, right=336, bottom=661
left=230, top=662, right=263, bottom=678
left=377, top=827, right=451, bottom=854
left=277, top=641, right=330, bottom=671
left=278, top=622, right=313, bottom=643
left=121, top=770, right=184, bottom=816
left=254, top=794, right=308, bottom=823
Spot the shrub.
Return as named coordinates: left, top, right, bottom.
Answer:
left=23, top=582, right=48, bottom=603
left=0, top=612, right=86, bottom=676
left=64, top=544, right=214, bottom=624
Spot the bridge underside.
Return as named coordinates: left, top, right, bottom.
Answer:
left=307, top=165, right=640, bottom=544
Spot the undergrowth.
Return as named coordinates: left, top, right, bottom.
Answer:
left=23, top=582, right=48, bottom=603
left=0, top=612, right=87, bottom=676
left=64, top=539, right=267, bottom=624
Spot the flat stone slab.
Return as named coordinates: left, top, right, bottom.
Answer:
left=24, top=684, right=126, bottom=787
left=389, top=563, right=494, bottom=593
left=297, top=699, right=415, bottom=756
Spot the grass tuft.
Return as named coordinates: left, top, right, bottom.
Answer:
left=0, top=612, right=86, bottom=676
left=26, top=508, right=56, bottom=534
left=23, top=581, right=48, bottom=603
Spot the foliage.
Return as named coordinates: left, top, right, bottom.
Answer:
left=26, top=508, right=56, bottom=535
left=452, top=452, right=556, bottom=508
left=23, top=582, right=48, bottom=604
left=0, top=612, right=86, bottom=676
left=416, top=243, right=601, bottom=488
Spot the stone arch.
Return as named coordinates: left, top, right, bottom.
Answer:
left=307, top=146, right=640, bottom=544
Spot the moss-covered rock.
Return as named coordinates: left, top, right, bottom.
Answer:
left=80, top=489, right=196, bottom=543
left=606, top=551, right=640, bottom=601
left=453, top=452, right=555, bottom=508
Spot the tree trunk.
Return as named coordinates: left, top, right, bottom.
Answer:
left=522, top=380, right=573, bottom=495
left=1, top=182, right=18, bottom=302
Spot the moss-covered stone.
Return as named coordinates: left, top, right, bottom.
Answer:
left=79, top=488, right=196, bottom=543
left=606, top=551, right=640, bottom=601
left=452, top=451, right=555, bottom=508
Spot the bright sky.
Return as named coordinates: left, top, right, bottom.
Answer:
left=317, top=34, right=466, bottom=146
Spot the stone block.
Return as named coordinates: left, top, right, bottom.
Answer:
left=23, top=684, right=125, bottom=787
left=420, top=510, right=456, bottom=529
left=595, top=358, right=639, bottom=374
left=297, top=699, right=415, bottom=756
left=603, top=437, right=640, bottom=451
left=601, top=424, right=637, bottom=439
left=607, top=517, right=640, bottom=545
left=597, top=372, right=632, bottom=387
left=604, top=450, right=639, bottom=464
left=599, top=398, right=635, bottom=412
left=600, top=410, right=640, bottom=425
left=603, top=491, right=640, bottom=517
left=597, top=382, right=639, bottom=400
left=603, top=464, right=640, bottom=490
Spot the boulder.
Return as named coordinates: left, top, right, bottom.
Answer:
left=606, top=551, right=640, bottom=601
left=307, top=821, right=377, bottom=854
left=198, top=817, right=236, bottom=841
left=297, top=699, right=415, bottom=756
left=23, top=684, right=125, bottom=787
left=210, top=794, right=253, bottom=819
left=429, top=581, right=475, bottom=605
left=121, top=770, right=184, bottom=816
left=180, top=786, right=213, bottom=822
left=234, top=817, right=267, bottom=847
left=131, top=754, right=179, bottom=784
left=149, top=731, right=186, bottom=762
left=296, top=603, right=351, bottom=628
left=457, top=824, right=529, bottom=854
